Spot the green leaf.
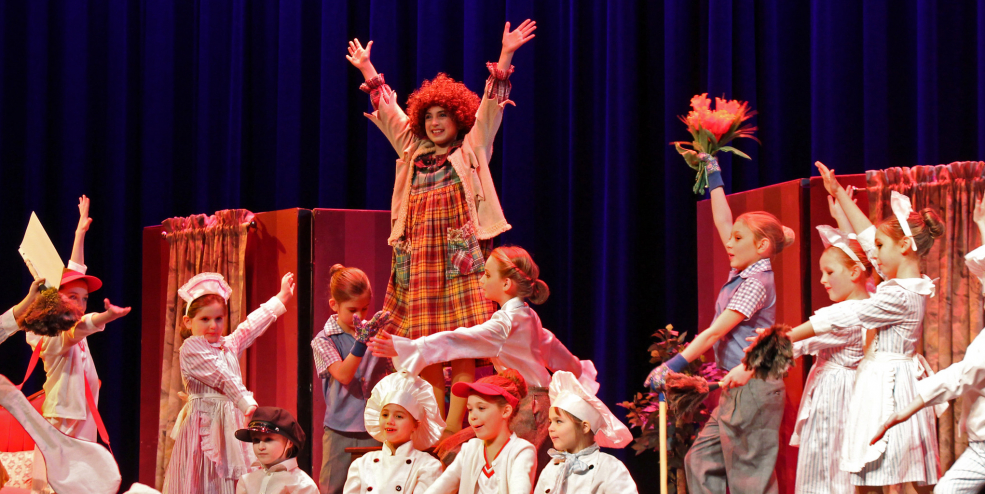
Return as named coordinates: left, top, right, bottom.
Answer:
left=719, top=146, right=751, bottom=160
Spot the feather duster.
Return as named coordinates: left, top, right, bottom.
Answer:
left=666, top=372, right=719, bottom=422
left=742, top=323, right=794, bottom=380
left=17, top=288, right=83, bottom=337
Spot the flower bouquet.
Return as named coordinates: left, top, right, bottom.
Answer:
left=672, top=94, right=758, bottom=194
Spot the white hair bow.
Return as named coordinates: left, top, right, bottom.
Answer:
left=817, top=225, right=865, bottom=270
left=890, top=191, right=918, bottom=251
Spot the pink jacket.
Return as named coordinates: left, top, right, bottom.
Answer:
left=363, top=70, right=512, bottom=244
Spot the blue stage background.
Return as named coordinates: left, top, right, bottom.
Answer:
left=1, top=0, right=984, bottom=488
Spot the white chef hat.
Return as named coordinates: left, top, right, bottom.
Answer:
left=178, top=273, right=232, bottom=316
left=364, top=370, right=446, bottom=450
left=549, top=371, right=633, bottom=449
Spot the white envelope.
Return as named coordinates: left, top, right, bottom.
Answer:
left=18, top=212, right=65, bottom=290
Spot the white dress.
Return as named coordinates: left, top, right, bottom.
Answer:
left=790, top=317, right=864, bottom=494
left=533, top=446, right=638, bottom=494
left=343, top=441, right=443, bottom=494
left=163, top=297, right=286, bottom=494
left=809, top=277, right=941, bottom=486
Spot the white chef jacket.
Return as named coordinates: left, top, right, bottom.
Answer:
left=236, top=458, right=319, bottom=494
left=533, top=447, right=638, bottom=494
left=424, top=434, right=535, bottom=494
left=343, top=441, right=443, bottom=494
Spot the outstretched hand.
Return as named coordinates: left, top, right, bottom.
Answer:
left=370, top=330, right=398, bottom=358
left=97, top=298, right=132, bottom=326
left=870, top=413, right=905, bottom=445
left=815, top=161, right=844, bottom=197
left=77, top=195, right=92, bottom=233
left=277, top=272, right=296, bottom=305
left=346, top=38, right=373, bottom=70
left=501, top=19, right=536, bottom=54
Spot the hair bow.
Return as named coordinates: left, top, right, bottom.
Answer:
left=890, top=191, right=917, bottom=251
left=816, top=225, right=865, bottom=270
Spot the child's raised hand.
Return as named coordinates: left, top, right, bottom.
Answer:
left=815, top=161, right=843, bottom=197
left=276, top=272, right=296, bottom=306
left=77, top=195, right=92, bottom=233
left=12, top=278, right=46, bottom=320
left=244, top=404, right=258, bottom=421
left=346, top=38, right=373, bottom=69
left=501, top=19, right=536, bottom=54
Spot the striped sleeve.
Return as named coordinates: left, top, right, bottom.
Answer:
left=793, top=323, right=862, bottom=358
left=311, top=333, right=342, bottom=378
left=180, top=338, right=256, bottom=412
left=224, top=296, right=286, bottom=356
left=725, top=278, right=767, bottom=319
left=810, top=288, right=910, bottom=335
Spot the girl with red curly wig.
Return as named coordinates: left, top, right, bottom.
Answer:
left=346, top=19, right=536, bottom=441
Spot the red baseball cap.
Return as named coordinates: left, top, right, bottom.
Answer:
left=451, top=381, right=519, bottom=408
left=60, top=269, right=102, bottom=292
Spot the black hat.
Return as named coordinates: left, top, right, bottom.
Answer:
left=234, top=407, right=306, bottom=458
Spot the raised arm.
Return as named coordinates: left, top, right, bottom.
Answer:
left=704, top=157, right=733, bottom=247
left=496, top=20, right=536, bottom=73
left=827, top=195, right=855, bottom=233
left=816, top=161, right=872, bottom=234
left=70, top=195, right=92, bottom=267
left=346, top=38, right=378, bottom=83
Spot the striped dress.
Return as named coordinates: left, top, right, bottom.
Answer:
left=162, top=297, right=286, bottom=494
left=791, top=316, right=865, bottom=494
left=809, top=277, right=941, bottom=486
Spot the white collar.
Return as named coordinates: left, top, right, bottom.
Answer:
left=252, top=457, right=297, bottom=473
left=879, top=276, right=936, bottom=297
left=382, top=441, right=417, bottom=457
left=501, top=297, right=526, bottom=311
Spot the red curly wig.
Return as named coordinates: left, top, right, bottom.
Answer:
left=405, top=73, right=481, bottom=141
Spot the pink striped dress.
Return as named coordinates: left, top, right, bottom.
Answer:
left=791, top=316, right=865, bottom=494
left=162, top=297, right=286, bottom=494
left=809, top=277, right=941, bottom=486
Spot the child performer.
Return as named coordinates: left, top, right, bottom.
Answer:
left=234, top=407, right=319, bottom=494
left=423, top=370, right=536, bottom=494
left=774, top=162, right=943, bottom=492
left=345, top=18, right=536, bottom=434
left=789, top=224, right=873, bottom=494
left=28, top=196, right=132, bottom=494
left=534, top=371, right=637, bottom=494
left=343, top=370, right=445, bottom=493
left=869, top=193, right=985, bottom=492
left=371, top=246, right=595, bottom=471
left=163, top=271, right=296, bottom=494
left=644, top=156, right=794, bottom=493
left=311, top=265, right=390, bottom=494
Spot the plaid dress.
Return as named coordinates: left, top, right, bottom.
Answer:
left=381, top=147, right=497, bottom=340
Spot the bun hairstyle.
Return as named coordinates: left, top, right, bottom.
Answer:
left=473, top=369, right=528, bottom=420
left=180, top=293, right=227, bottom=339
left=735, top=211, right=796, bottom=257
left=490, top=246, right=550, bottom=305
left=878, top=208, right=945, bottom=257
left=328, top=264, right=372, bottom=303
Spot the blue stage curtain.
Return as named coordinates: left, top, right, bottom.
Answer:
left=1, top=0, right=984, bottom=487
